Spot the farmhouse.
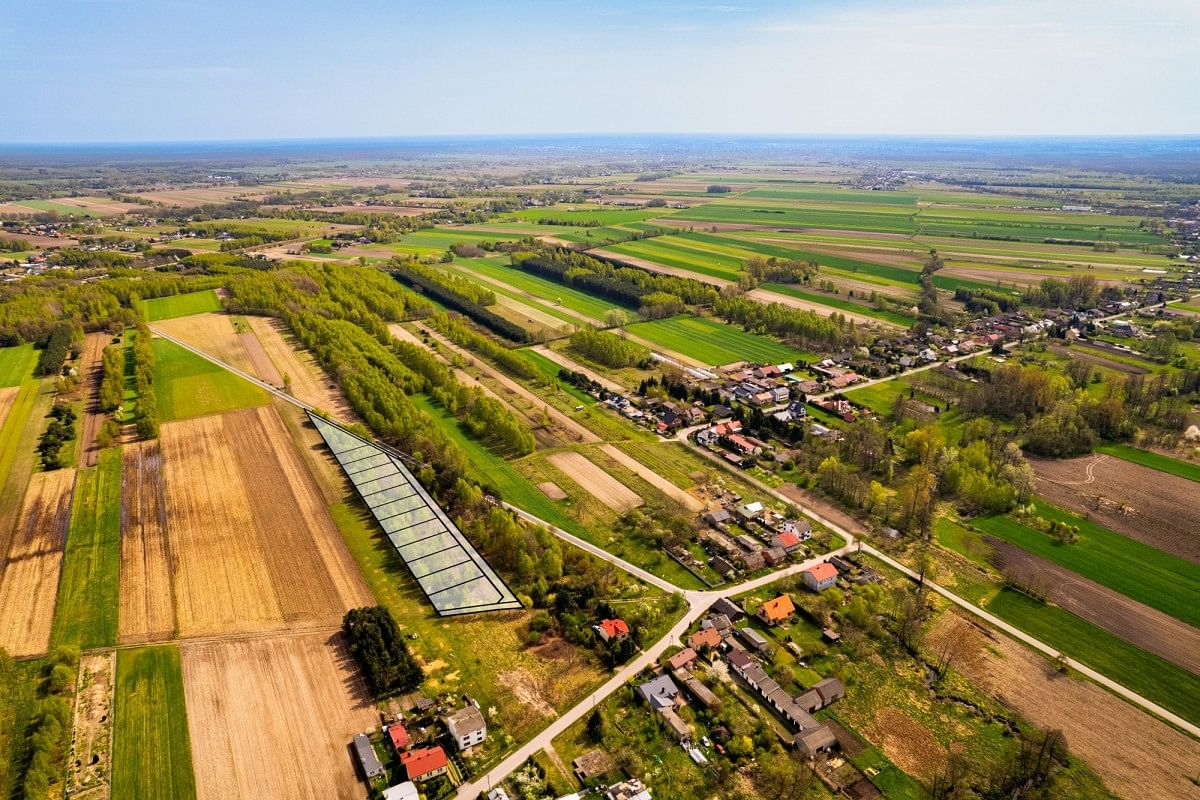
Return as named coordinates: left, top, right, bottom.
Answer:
left=802, top=562, right=839, bottom=592
left=353, top=733, right=385, bottom=780
left=400, top=746, right=450, bottom=782
left=445, top=703, right=487, bottom=750
left=637, top=674, right=681, bottom=709
left=688, top=627, right=722, bottom=651
left=757, top=595, right=796, bottom=626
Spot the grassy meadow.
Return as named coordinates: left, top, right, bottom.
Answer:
left=141, top=289, right=222, bottom=322
left=112, top=646, right=197, bottom=800
left=151, top=338, right=269, bottom=421
left=624, top=315, right=813, bottom=366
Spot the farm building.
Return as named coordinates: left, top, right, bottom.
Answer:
left=710, top=597, right=746, bottom=620
left=736, top=627, right=772, bottom=655
left=400, top=746, right=450, bottom=782
left=658, top=707, right=692, bottom=741
left=813, top=677, right=846, bottom=706
left=802, top=563, right=839, bottom=592
left=795, top=725, right=838, bottom=758
left=352, top=733, right=385, bottom=780
left=445, top=704, right=487, bottom=750
left=757, top=594, right=796, bottom=626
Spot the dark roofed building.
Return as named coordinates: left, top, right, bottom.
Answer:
left=795, top=724, right=838, bottom=757
left=710, top=597, right=746, bottom=621
left=813, top=677, right=845, bottom=706
left=353, top=733, right=385, bottom=780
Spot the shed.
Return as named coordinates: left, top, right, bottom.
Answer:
left=795, top=724, right=838, bottom=757
left=813, top=677, right=846, bottom=706
left=795, top=689, right=822, bottom=713
left=710, top=597, right=746, bottom=621
left=736, top=627, right=772, bottom=655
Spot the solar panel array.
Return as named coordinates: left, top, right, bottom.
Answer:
left=308, top=411, right=523, bottom=616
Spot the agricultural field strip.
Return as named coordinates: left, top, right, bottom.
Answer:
left=308, top=412, right=523, bottom=615
left=624, top=315, right=811, bottom=367
left=147, top=326, right=1199, bottom=767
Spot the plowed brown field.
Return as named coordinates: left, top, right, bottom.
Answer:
left=0, top=468, right=76, bottom=656
left=0, top=387, right=17, bottom=431
left=929, top=613, right=1200, bottom=800
left=77, top=332, right=109, bottom=468
left=182, top=632, right=376, bottom=800
left=159, top=406, right=371, bottom=638
left=118, top=442, right=176, bottom=643
left=547, top=451, right=642, bottom=511
left=245, top=317, right=355, bottom=419
left=1031, top=454, right=1200, bottom=564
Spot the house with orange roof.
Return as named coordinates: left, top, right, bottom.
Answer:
left=688, top=627, right=722, bottom=651
left=596, top=618, right=630, bottom=642
left=400, top=746, right=449, bottom=782
left=756, top=594, right=796, bottom=626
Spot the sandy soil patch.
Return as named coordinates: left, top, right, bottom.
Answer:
left=747, top=288, right=895, bottom=328
left=0, top=468, right=76, bottom=656
left=159, top=406, right=372, bottom=638
left=599, top=443, right=702, bottom=512
left=931, top=612, right=1200, bottom=800
left=0, top=387, right=18, bottom=431
left=152, top=313, right=255, bottom=374
left=547, top=451, right=642, bottom=512
left=76, top=333, right=109, bottom=469
left=866, top=706, right=945, bottom=779
left=67, top=651, right=115, bottom=799
left=989, top=538, right=1200, bottom=674
left=497, top=669, right=555, bottom=717
left=1030, top=454, right=1200, bottom=564
left=118, top=442, right=176, bottom=644
left=245, top=316, right=356, bottom=420
left=182, top=632, right=377, bottom=800
left=530, top=345, right=625, bottom=393
left=538, top=482, right=567, bottom=500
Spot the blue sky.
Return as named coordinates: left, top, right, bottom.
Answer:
left=2, top=0, right=1197, bottom=142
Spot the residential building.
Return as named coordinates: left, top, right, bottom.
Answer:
left=384, top=783, right=420, bottom=800
left=802, top=563, right=839, bottom=592
left=710, top=597, right=745, bottom=621
left=658, top=707, right=692, bottom=741
left=400, top=746, right=450, bottom=782
left=607, top=778, right=652, bottom=800
left=386, top=723, right=410, bottom=752
left=596, top=618, right=630, bottom=642
left=688, top=627, right=722, bottom=651
left=757, top=594, right=796, bottom=626
left=637, top=674, right=681, bottom=709
left=668, top=648, right=698, bottom=671
left=353, top=734, right=385, bottom=780
left=445, top=704, right=487, bottom=750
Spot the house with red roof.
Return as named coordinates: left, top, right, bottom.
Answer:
left=596, top=618, right=630, bottom=642
left=802, top=562, right=839, bottom=592
left=386, top=723, right=410, bottom=752
left=688, top=627, right=722, bottom=651
left=756, top=594, right=796, bottom=626
left=400, top=746, right=449, bottom=782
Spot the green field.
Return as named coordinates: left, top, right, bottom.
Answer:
left=665, top=201, right=917, bottom=234
left=51, top=447, right=122, bottom=650
left=974, top=500, right=1200, bottom=627
left=520, top=349, right=595, bottom=405
left=452, top=256, right=629, bottom=322
left=12, top=199, right=103, bottom=217
left=624, top=315, right=812, bottom=366
left=0, top=344, right=37, bottom=387
left=987, top=588, right=1200, bottom=726
left=152, top=338, right=269, bottom=421
left=366, top=227, right=526, bottom=257
left=507, top=205, right=662, bottom=226
left=0, top=656, right=40, bottom=798
left=140, top=289, right=222, bottom=321
left=1095, top=442, right=1200, bottom=482
left=112, top=646, right=197, bottom=800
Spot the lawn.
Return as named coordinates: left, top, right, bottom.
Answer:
left=0, top=343, right=37, bottom=387
left=151, top=337, right=269, bottom=421
left=974, top=500, right=1200, bottom=627
left=140, top=289, right=222, bottom=322
left=624, top=315, right=812, bottom=367
left=112, top=646, right=197, bottom=800
left=51, top=447, right=122, bottom=650
left=1095, top=442, right=1200, bottom=483
left=986, top=588, right=1200, bottom=726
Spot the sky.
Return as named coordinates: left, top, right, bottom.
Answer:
left=1, top=0, right=1198, bottom=143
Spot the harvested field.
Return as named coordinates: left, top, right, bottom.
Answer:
left=547, top=451, right=642, bottom=512
left=930, top=612, right=1200, bottom=800
left=530, top=345, right=625, bottom=393
left=68, top=652, right=115, bottom=799
left=152, top=313, right=254, bottom=374
left=245, top=316, right=355, bottom=419
left=0, top=231, right=80, bottom=248
left=76, top=332, right=109, bottom=469
left=182, top=632, right=376, bottom=800
left=159, top=407, right=372, bottom=638
left=538, top=482, right=567, bottom=500
left=599, top=443, right=703, bottom=512
left=989, top=538, right=1200, bottom=674
left=0, top=387, right=17, bottom=431
left=312, top=204, right=431, bottom=216
left=865, top=706, right=944, bottom=779
left=119, top=442, right=176, bottom=644
left=0, top=468, right=76, bottom=656
left=1031, top=454, right=1200, bottom=563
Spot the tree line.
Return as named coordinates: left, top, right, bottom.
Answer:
left=389, top=258, right=535, bottom=343
left=569, top=327, right=651, bottom=369
left=713, top=294, right=853, bottom=350
left=342, top=607, right=423, bottom=697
